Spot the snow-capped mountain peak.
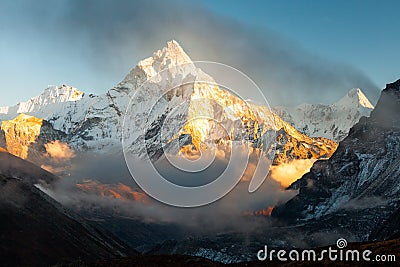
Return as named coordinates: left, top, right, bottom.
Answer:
left=137, top=40, right=193, bottom=77
left=21, top=85, right=83, bottom=109
left=0, top=85, right=83, bottom=117
left=273, top=88, right=375, bottom=142
left=114, top=40, right=195, bottom=93
left=336, top=88, right=374, bottom=109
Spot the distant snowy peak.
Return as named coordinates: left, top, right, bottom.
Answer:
left=336, top=88, right=374, bottom=109
left=273, top=88, right=374, bottom=142
left=19, top=85, right=83, bottom=110
left=0, top=85, right=83, bottom=116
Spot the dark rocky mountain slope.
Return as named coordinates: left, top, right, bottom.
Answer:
left=272, top=79, right=400, bottom=241
left=0, top=155, right=135, bottom=266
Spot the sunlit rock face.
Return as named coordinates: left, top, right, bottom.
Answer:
left=0, top=113, right=69, bottom=172
left=179, top=82, right=337, bottom=163
left=254, top=106, right=337, bottom=164
left=1, top=114, right=43, bottom=159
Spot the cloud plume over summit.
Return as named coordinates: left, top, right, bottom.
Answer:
left=0, top=0, right=380, bottom=106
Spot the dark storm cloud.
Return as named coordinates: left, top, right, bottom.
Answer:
left=1, top=0, right=380, bottom=105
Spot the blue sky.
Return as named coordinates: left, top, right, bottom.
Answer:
left=0, top=0, right=398, bottom=106
left=200, top=0, right=399, bottom=88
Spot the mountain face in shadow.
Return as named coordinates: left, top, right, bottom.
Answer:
left=272, top=79, right=400, bottom=241
left=0, top=148, right=57, bottom=186
left=0, top=153, right=135, bottom=266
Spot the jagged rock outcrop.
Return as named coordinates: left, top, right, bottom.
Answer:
left=1, top=114, right=43, bottom=159
left=0, top=113, right=67, bottom=163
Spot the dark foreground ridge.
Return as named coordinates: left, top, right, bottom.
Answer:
left=0, top=170, right=135, bottom=266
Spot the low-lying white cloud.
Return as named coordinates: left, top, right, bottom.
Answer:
left=44, top=140, right=75, bottom=160
left=270, top=159, right=316, bottom=187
